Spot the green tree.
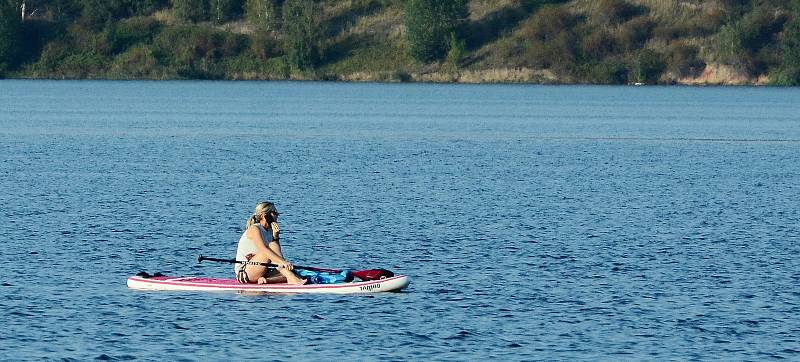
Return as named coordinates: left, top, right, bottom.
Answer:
left=446, top=31, right=465, bottom=66
left=246, top=0, right=279, bottom=30
left=282, top=0, right=317, bottom=71
left=775, top=8, right=800, bottom=85
left=784, top=17, right=800, bottom=66
left=632, top=48, right=665, bottom=84
left=404, top=0, right=468, bottom=62
left=173, top=0, right=208, bottom=23
left=0, top=0, right=22, bottom=74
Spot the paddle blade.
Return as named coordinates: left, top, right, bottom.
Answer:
left=353, top=269, right=394, bottom=281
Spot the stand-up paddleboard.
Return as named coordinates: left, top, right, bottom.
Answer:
left=127, top=274, right=410, bottom=294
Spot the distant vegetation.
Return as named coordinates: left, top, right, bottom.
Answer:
left=1, top=0, right=799, bottom=85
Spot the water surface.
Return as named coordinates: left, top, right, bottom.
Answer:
left=1, top=81, right=799, bottom=360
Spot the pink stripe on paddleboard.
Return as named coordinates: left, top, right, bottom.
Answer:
left=129, top=275, right=406, bottom=290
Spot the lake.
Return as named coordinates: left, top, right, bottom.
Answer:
left=1, top=80, right=799, bottom=360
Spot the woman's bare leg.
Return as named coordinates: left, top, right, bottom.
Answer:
left=243, top=253, right=306, bottom=285
left=258, top=269, right=286, bottom=284
left=277, top=268, right=306, bottom=285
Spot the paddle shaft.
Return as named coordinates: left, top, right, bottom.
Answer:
left=197, top=255, right=341, bottom=273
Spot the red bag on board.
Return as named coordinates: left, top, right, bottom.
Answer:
left=352, top=269, right=394, bottom=281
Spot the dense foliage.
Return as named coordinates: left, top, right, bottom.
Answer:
left=404, top=0, right=467, bottom=62
left=0, top=0, right=23, bottom=74
left=282, top=0, right=318, bottom=72
left=0, top=0, right=798, bottom=84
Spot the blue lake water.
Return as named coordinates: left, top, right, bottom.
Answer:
left=1, top=80, right=799, bottom=360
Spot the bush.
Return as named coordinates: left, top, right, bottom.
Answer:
left=90, top=25, right=114, bottom=56
left=221, top=32, right=248, bottom=57
left=664, top=42, right=704, bottom=78
left=34, top=41, right=70, bottom=72
left=56, top=52, right=109, bottom=78
left=394, top=69, right=412, bottom=82
left=153, top=27, right=189, bottom=64
left=110, top=17, right=162, bottom=54
left=597, top=0, right=642, bottom=25
left=153, top=26, right=228, bottom=65
left=770, top=66, right=800, bottom=86
left=521, top=5, right=577, bottom=42
left=587, top=57, right=629, bottom=84
left=223, top=53, right=289, bottom=79
left=262, top=56, right=290, bottom=78
left=617, top=16, right=654, bottom=52
left=523, top=32, right=579, bottom=74
left=322, top=41, right=410, bottom=76
left=632, top=48, right=665, bottom=84
left=518, top=6, right=580, bottom=75
left=110, top=44, right=159, bottom=78
left=581, top=30, right=618, bottom=59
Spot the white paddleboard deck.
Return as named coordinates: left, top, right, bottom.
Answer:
left=127, top=275, right=410, bottom=294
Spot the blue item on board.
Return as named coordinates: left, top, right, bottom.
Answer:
left=297, top=269, right=354, bottom=284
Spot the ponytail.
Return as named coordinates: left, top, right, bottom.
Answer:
left=245, top=201, right=277, bottom=230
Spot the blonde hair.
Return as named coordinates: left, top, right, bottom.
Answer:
left=245, top=201, right=277, bottom=229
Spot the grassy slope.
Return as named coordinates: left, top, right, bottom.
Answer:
left=9, top=0, right=793, bottom=84
left=309, top=0, right=772, bottom=84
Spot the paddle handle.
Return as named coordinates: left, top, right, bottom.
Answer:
left=197, top=254, right=341, bottom=273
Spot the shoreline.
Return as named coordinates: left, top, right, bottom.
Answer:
left=2, top=63, right=778, bottom=86
left=0, top=77, right=778, bottom=87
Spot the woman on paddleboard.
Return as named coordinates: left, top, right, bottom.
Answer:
left=235, top=201, right=306, bottom=285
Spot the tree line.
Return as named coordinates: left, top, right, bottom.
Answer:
left=1, top=0, right=799, bottom=84
left=0, top=0, right=321, bottom=77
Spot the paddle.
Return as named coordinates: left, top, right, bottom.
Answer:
left=197, top=254, right=395, bottom=281
left=197, top=254, right=342, bottom=273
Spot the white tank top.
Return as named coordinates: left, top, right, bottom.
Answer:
left=234, top=224, right=273, bottom=273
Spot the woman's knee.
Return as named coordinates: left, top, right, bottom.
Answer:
left=247, top=252, right=273, bottom=264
